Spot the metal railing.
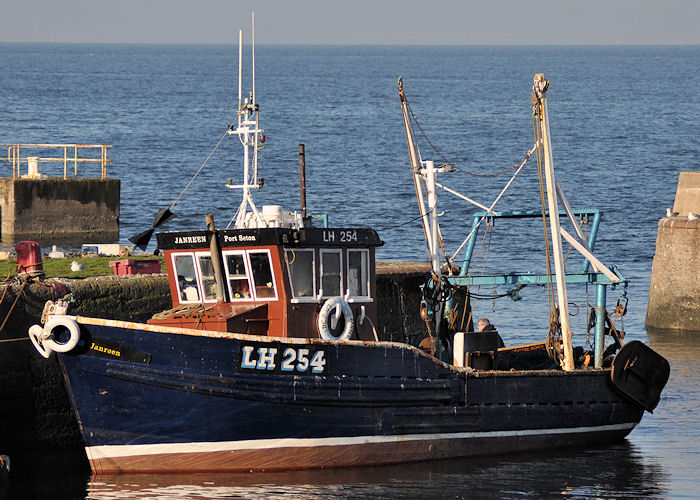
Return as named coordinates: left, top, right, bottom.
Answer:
left=3, top=144, right=112, bottom=180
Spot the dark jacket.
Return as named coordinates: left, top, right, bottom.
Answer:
left=482, top=324, right=505, bottom=348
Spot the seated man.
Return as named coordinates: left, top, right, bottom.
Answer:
left=477, top=317, right=505, bottom=348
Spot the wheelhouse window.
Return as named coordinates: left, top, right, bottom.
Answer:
left=249, top=250, right=277, bottom=299
left=172, top=251, right=215, bottom=303
left=320, top=249, right=342, bottom=298
left=286, top=249, right=315, bottom=299
left=223, top=251, right=252, bottom=300
left=347, top=249, right=370, bottom=299
left=173, top=253, right=200, bottom=302
left=197, top=254, right=217, bottom=301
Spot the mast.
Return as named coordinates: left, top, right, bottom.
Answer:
left=399, top=77, right=448, bottom=358
left=425, top=161, right=441, bottom=275
left=227, top=13, right=265, bottom=229
left=532, top=74, right=575, bottom=371
left=398, top=77, right=433, bottom=268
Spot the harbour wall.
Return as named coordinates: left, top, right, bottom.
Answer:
left=646, top=172, right=700, bottom=331
left=0, top=178, right=120, bottom=241
left=0, top=264, right=430, bottom=456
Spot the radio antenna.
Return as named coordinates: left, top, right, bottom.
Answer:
left=237, top=29, right=243, bottom=122
left=252, top=11, right=256, bottom=105
left=227, top=12, right=265, bottom=229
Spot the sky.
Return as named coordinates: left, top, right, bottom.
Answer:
left=2, top=0, right=699, bottom=45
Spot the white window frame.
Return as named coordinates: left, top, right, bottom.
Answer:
left=246, top=249, right=279, bottom=301
left=222, top=249, right=254, bottom=302
left=319, top=249, right=343, bottom=299
left=285, top=248, right=318, bottom=303
left=171, top=250, right=216, bottom=304
left=346, top=248, right=372, bottom=303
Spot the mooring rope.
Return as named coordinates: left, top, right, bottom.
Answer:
left=0, top=280, right=28, bottom=334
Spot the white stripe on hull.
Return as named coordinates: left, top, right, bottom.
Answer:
left=87, top=422, right=636, bottom=461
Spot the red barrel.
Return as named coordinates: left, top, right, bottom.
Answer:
left=15, top=241, right=44, bottom=278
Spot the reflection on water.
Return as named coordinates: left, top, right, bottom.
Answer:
left=81, top=443, right=666, bottom=499
left=8, top=330, right=697, bottom=499
left=632, top=328, right=700, bottom=499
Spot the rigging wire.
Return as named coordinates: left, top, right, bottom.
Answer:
left=443, top=279, right=528, bottom=301
left=404, top=96, right=521, bottom=178
left=169, top=130, right=230, bottom=210
left=449, top=142, right=538, bottom=263
left=399, top=80, right=431, bottom=264
left=374, top=206, right=435, bottom=232
left=402, top=80, right=538, bottom=278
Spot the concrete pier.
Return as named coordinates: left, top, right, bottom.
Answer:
left=0, top=143, right=119, bottom=241
left=0, top=178, right=120, bottom=241
left=646, top=172, right=700, bottom=331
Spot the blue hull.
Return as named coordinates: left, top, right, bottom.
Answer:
left=58, top=317, right=643, bottom=472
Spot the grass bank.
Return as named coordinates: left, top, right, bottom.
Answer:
left=0, top=255, right=163, bottom=279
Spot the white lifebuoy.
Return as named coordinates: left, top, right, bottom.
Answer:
left=28, top=324, right=52, bottom=358
left=317, top=297, right=354, bottom=341
left=43, top=316, right=80, bottom=353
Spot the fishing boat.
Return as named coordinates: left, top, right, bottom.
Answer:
left=26, top=30, right=669, bottom=473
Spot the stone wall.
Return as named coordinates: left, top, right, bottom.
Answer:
left=0, top=275, right=171, bottom=455
left=646, top=217, right=700, bottom=331
left=0, top=177, right=120, bottom=241
left=0, top=265, right=429, bottom=456
left=646, top=172, right=700, bottom=331
left=672, top=171, right=700, bottom=217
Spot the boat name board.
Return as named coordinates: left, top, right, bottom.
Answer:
left=83, top=335, right=151, bottom=364
left=174, top=235, right=207, bottom=245
left=238, top=344, right=327, bottom=374
left=157, top=227, right=383, bottom=250
left=222, top=233, right=258, bottom=244
left=322, top=229, right=357, bottom=243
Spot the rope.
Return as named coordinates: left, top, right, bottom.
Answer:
left=443, top=279, right=526, bottom=301
left=532, top=94, right=557, bottom=318
left=405, top=96, right=521, bottom=178
left=402, top=82, right=538, bottom=275
left=449, top=142, right=537, bottom=262
left=605, top=311, right=625, bottom=347
left=169, top=130, right=229, bottom=209
left=438, top=223, right=453, bottom=275
left=420, top=303, right=436, bottom=341
left=585, top=283, right=591, bottom=347
left=461, top=219, right=492, bottom=312
left=375, top=206, right=435, bottom=232
left=545, top=307, right=564, bottom=365
left=0, top=281, right=28, bottom=334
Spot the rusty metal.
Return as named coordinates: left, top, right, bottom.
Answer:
left=299, top=144, right=307, bottom=220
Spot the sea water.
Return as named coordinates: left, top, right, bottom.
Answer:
left=0, top=44, right=697, bottom=498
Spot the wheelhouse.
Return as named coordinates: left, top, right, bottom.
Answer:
left=149, top=227, right=383, bottom=340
